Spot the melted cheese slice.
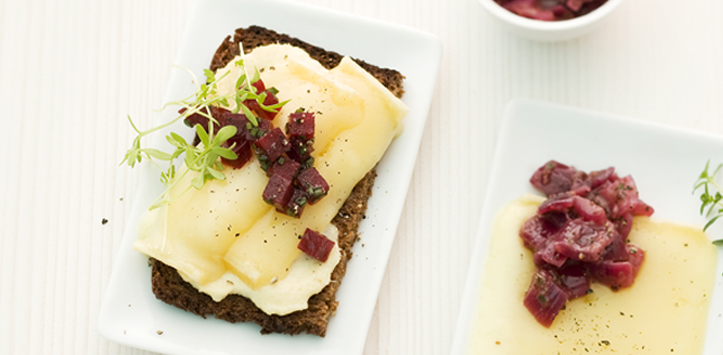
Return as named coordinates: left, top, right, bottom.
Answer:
left=134, top=44, right=408, bottom=313
left=467, top=195, right=717, bottom=354
left=219, top=46, right=407, bottom=289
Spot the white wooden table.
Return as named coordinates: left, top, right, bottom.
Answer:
left=2, top=0, right=723, bottom=354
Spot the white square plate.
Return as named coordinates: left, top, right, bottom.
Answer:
left=98, top=0, right=441, bottom=354
left=450, top=99, right=723, bottom=354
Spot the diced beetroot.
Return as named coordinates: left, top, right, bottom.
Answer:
left=530, top=160, right=578, bottom=196
left=262, top=174, right=294, bottom=212
left=266, top=157, right=301, bottom=178
left=551, top=5, right=566, bottom=17
left=502, top=0, right=556, bottom=21
left=553, top=262, right=590, bottom=298
left=537, top=194, right=604, bottom=225
left=250, top=79, right=265, bottom=94
left=572, top=196, right=607, bottom=225
left=523, top=270, right=569, bottom=327
left=494, top=0, right=605, bottom=20
left=613, top=213, right=633, bottom=240
left=589, top=167, right=615, bottom=189
left=181, top=105, right=232, bottom=133
left=286, top=112, right=315, bottom=141
left=589, top=261, right=633, bottom=291
left=521, top=161, right=651, bottom=327
left=552, top=219, right=615, bottom=262
left=296, top=167, right=329, bottom=204
left=588, top=244, right=644, bottom=291
left=287, top=137, right=315, bottom=166
left=535, top=245, right=569, bottom=268
left=617, top=176, right=654, bottom=217
left=566, top=0, right=584, bottom=11
left=285, top=187, right=308, bottom=219
left=221, top=136, right=252, bottom=169
left=568, top=169, right=593, bottom=196
left=254, top=128, right=289, bottom=167
left=242, top=118, right=271, bottom=142
left=520, top=212, right=569, bottom=267
left=297, top=228, right=335, bottom=262
left=627, top=244, right=644, bottom=271
left=599, top=230, right=629, bottom=262
left=538, top=194, right=575, bottom=215
left=595, top=176, right=654, bottom=219
left=520, top=214, right=559, bottom=251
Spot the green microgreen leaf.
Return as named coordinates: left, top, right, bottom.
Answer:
left=207, top=166, right=225, bottom=180
left=693, top=160, right=723, bottom=239
left=196, top=124, right=210, bottom=146
left=121, top=50, right=287, bottom=210
left=239, top=104, right=259, bottom=127
left=216, top=125, right=237, bottom=142
left=204, top=69, right=216, bottom=84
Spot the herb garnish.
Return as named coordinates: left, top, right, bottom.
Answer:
left=121, top=57, right=288, bottom=210
left=693, top=161, right=723, bottom=243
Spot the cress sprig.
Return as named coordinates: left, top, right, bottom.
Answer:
left=693, top=160, right=723, bottom=244
left=121, top=58, right=288, bottom=210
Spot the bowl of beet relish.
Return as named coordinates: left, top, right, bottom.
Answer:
left=480, top=0, right=624, bottom=41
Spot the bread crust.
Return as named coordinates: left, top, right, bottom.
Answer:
left=151, top=26, right=404, bottom=337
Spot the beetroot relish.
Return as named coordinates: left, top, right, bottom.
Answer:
left=254, top=127, right=290, bottom=167
left=297, top=167, right=329, bottom=205
left=520, top=161, right=653, bottom=327
left=297, top=228, right=335, bottom=262
left=181, top=86, right=329, bottom=219
left=494, top=0, right=608, bottom=21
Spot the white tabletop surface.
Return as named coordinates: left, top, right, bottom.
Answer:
left=2, top=0, right=723, bottom=354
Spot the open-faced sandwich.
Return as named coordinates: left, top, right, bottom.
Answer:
left=123, top=26, right=408, bottom=337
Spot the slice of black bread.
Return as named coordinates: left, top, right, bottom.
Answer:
left=151, top=26, right=405, bottom=337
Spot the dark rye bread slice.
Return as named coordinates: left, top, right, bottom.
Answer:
left=151, top=26, right=405, bottom=337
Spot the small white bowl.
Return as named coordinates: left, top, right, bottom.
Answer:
left=479, top=0, right=624, bottom=41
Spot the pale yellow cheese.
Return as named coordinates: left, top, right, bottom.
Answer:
left=215, top=45, right=367, bottom=156
left=180, top=225, right=342, bottom=316
left=133, top=44, right=408, bottom=313
left=467, top=195, right=717, bottom=354
left=222, top=48, right=408, bottom=289
left=134, top=159, right=271, bottom=285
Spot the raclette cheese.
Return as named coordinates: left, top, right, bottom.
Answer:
left=133, top=44, right=408, bottom=314
left=467, top=195, right=717, bottom=354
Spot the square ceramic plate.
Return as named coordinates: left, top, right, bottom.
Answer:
left=450, top=99, right=723, bottom=354
left=97, top=0, right=441, bottom=354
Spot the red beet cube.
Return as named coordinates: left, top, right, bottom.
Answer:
left=243, top=118, right=271, bottom=142
left=286, top=112, right=315, bottom=141
left=297, top=167, right=329, bottom=204
left=254, top=128, right=289, bottom=166
left=297, top=228, right=335, bottom=262
left=588, top=244, right=644, bottom=291
left=266, top=157, right=301, bottom=178
left=221, top=135, right=252, bottom=169
left=285, top=187, right=308, bottom=218
left=262, top=174, right=294, bottom=212
left=181, top=105, right=233, bottom=132
left=552, top=262, right=590, bottom=299
left=523, top=270, right=569, bottom=327
left=287, top=138, right=314, bottom=166
left=251, top=79, right=265, bottom=94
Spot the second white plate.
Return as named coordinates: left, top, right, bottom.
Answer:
left=451, top=99, right=723, bottom=354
